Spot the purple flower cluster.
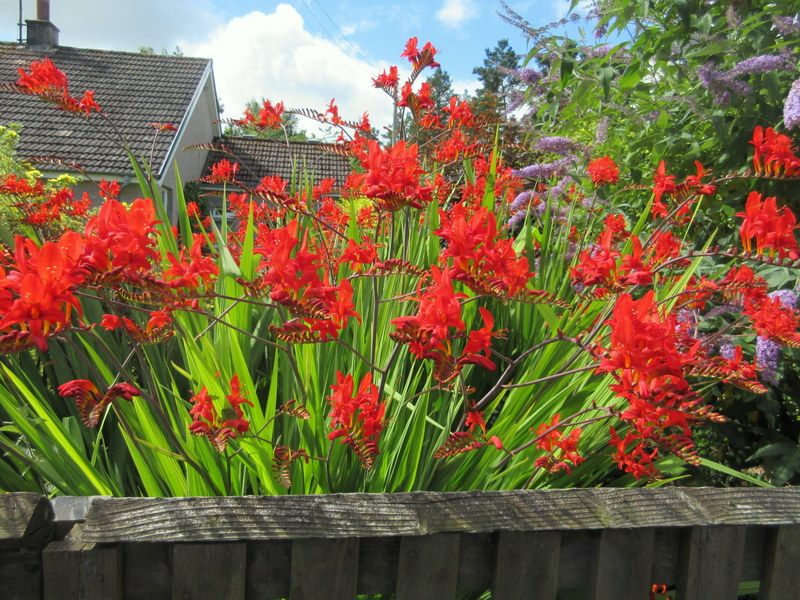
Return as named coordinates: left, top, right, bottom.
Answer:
left=730, top=54, right=794, bottom=77
left=511, top=155, right=577, bottom=179
left=784, top=78, right=800, bottom=130
left=696, top=63, right=751, bottom=106
left=594, top=117, right=609, bottom=146
left=697, top=55, right=794, bottom=106
left=773, top=15, right=800, bottom=37
left=534, top=136, right=585, bottom=157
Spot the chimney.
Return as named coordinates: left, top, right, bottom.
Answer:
left=26, top=0, right=59, bottom=51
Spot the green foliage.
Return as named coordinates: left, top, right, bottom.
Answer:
left=508, top=0, right=800, bottom=179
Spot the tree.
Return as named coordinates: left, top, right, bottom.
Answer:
left=472, top=39, right=520, bottom=115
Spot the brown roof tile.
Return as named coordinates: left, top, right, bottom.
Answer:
left=0, top=42, right=211, bottom=176
left=203, top=136, right=352, bottom=189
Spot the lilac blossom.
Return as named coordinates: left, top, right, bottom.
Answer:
left=587, top=45, right=611, bottom=59
left=784, top=78, right=800, bottom=130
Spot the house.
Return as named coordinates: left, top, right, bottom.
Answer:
left=0, top=3, right=220, bottom=222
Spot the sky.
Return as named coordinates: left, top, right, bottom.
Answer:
left=2, top=0, right=578, bottom=138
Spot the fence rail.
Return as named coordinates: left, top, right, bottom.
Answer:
left=2, top=488, right=800, bottom=599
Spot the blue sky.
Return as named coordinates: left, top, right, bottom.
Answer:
left=3, top=0, right=577, bottom=136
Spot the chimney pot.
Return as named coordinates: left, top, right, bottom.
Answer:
left=37, top=0, right=50, bottom=21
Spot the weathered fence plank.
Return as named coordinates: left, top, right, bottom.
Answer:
left=395, top=533, right=460, bottom=600
left=492, top=530, right=560, bottom=599
left=290, top=538, right=359, bottom=600
left=760, top=525, right=800, bottom=600
left=42, top=525, right=121, bottom=600
left=171, top=543, right=246, bottom=600
left=588, top=528, right=655, bottom=600
left=3, top=489, right=800, bottom=599
left=0, top=493, right=53, bottom=547
left=79, top=488, right=800, bottom=543
left=676, top=525, right=747, bottom=600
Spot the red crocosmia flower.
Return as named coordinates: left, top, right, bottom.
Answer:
left=14, top=57, right=102, bottom=114
left=533, top=414, right=585, bottom=474
left=150, top=122, right=177, bottom=132
left=189, top=375, right=253, bottom=452
left=256, top=100, right=284, bottom=129
left=434, top=203, right=534, bottom=299
left=206, top=159, right=239, bottom=183
left=372, top=66, right=399, bottom=91
left=0, top=231, right=85, bottom=350
left=465, top=410, right=486, bottom=434
left=401, top=37, right=420, bottom=64
left=651, top=160, right=676, bottom=217
left=58, top=379, right=141, bottom=427
left=339, top=237, right=379, bottom=272
left=736, top=191, right=800, bottom=259
left=98, top=178, right=121, bottom=200
left=750, top=126, right=800, bottom=176
left=361, top=139, right=432, bottom=212
left=83, top=198, right=160, bottom=273
left=587, top=156, right=620, bottom=186
left=443, top=97, right=475, bottom=128
left=165, top=234, right=219, bottom=290
left=327, top=371, right=385, bottom=468
left=326, top=98, right=343, bottom=126
left=743, top=295, right=800, bottom=347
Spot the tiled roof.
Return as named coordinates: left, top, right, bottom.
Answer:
left=0, top=42, right=211, bottom=176
left=203, top=136, right=352, bottom=189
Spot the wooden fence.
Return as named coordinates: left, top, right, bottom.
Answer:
left=2, top=488, right=800, bottom=599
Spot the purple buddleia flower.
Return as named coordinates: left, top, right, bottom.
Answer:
left=773, top=15, right=800, bottom=37
left=756, top=336, right=781, bottom=385
left=594, top=117, right=609, bottom=146
left=719, top=343, right=736, bottom=360
left=547, top=176, right=571, bottom=201
left=534, top=136, right=585, bottom=157
left=587, top=45, right=611, bottom=59
left=730, top=54, right=793, bottom=77
left=510, top=190, right=531, bottom=211
left=784, top=79, right=800, bottom=130
left=512, top=155, right=576, bottom=179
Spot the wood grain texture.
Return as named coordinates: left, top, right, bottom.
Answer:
left=588, top=528, right=654, bottom=600
left=676, top=525, right=746, bottom=600
left=79, top=488, right=800, bottom=543
left=171, top=543, right=246, bottom=600
left=290, top=538, right=359, bottom=600
left=0, top=493, right=53, bottom=547
left=760, top=525, right=800, bottom=600
left=395, top=533, right=460, bottom=600
left=492, top=530, right=560, bottom=600
left=42, top=524, right=122, bottom=600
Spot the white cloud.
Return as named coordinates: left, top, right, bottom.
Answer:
left=451, top=78, right=481, bottom=98
left=435, top=0, right=479, bottom=29
left=181, top=5, right=394, bottom=139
